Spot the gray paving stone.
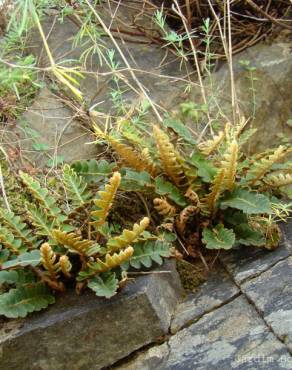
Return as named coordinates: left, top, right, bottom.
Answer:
left=0, top=260, right=183, bottom=370
left=220, top=223, right=292, bottom=284
left=119, top=296, right=291, bottom=370
left=171, top=266, right=240, bottom=333
left=242, top=256, right=292, bottom=352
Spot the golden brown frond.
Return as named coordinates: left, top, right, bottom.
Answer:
left=89, top=247, right=134, bottom=273
left=248, top=146, right=288, bottom=185
left=221, top=140, right=238, bottom=191
left=40, top=242, right=59, bottom=280
left=153, top=125, right=185, bottom=186
left=107, top=217, right=150, bottom=252
left=91, top=172, right=121, bottom=227
left=176, top=206, right=198, bottom=236
left=108, top=137, right=157, bottom=176
left=52, top=230, right=98, bottom=256
left=198, top=131, right=225, bottom=156
left=153, top=198, right=177, bottom=217
left=185, top=188, right=200, bottom=206
left=202, top=169, right=226, bottom=214
left=141, top=148, right=158, bottom=176
left=59, top=255, right=72, bottom=278
left=234, top=116, right=248, bottom=138
left=264, top=173, right=292, bottom=187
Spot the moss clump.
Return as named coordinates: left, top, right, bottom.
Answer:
left=177, top=259, right=209, bottom=293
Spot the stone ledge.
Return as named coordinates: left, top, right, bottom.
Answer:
left=0, top=260, right=183, bottom=370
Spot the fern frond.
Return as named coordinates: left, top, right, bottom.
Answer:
left=176, top=206, right=198, bottom=235
left=59, top=255, right=72, bottom=278
left=20, top=171, right=61, bottom=219
left=141, top=148, right=158, bottom=177
left=0, top=208, right=35, bottom=247
left=91, top=172, right=121, bottom=227
left=26, top=204, right=56, bottom=238
left=202, top=169, right=226, bottom=214
left=52, top=230, right=100, bottom=256
left=185, top=188, right=200, bottom=206
left=221, top=140, right=238, bottom=191
left=108, top=137, right=157, bottom=176
left=248, top=146, right=288, bottom=185
left=62, top=164, right=91, bottom=207
left=40, top=243, right=59, bottom=280
left=107, top=217, right=150, bottom=252
left=88, top=247, right=134, bottom=273
left=264, top=173, right=292, bottom=187
left=153, top=198, right=177, bottom=217
left=153, top=125, right=185, bottom=186
left=0, top=226, right=23, bottom=254
left=197, top=131, right=225, bottom=156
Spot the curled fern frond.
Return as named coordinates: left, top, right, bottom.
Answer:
left=153, top=125, right=185, bottom=186
left=248, top=146, right=289, bottom=185
left=91, top=172, right=121, bottom=227
left=20, top=171, right=61, bottom=219
left=221, top=140, right=238, bottom=191
left=88, top=247, right=134, bottom=273
left=62, top=164, right=91, bottom=207
left=197, top=131, right=225, bottom=156
left=59, top=255, right=72, bottom=278
left=264, top=173, right=292, bottom=187
left=176, top=206, right=198, bottom=235
left=52, top=230, right=100, bottom=256
left=153, top=198, right=177, bottom=217
left=107, top=217, right=150, bottom=252
left=185, top=188, right=200, bottom=206
left=40, top=243, right=59, bottom=280
left=202, top=169, right=226, bottom=214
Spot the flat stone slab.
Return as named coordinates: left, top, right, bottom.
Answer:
left=171, top=265, right=240, bottom=333
left=119, top=296, right=291, bottom=370
left=242, top=256, right=292, bottom=352
left=0, top=260, right=182, bottom=370
left=220, top=223, right=292, bottom=284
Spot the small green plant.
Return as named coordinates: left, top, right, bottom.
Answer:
left=93, top=118, right=292, bottom=254
left=0, top=164, right=172, bottom=318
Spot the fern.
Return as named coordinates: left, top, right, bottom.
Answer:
left=197, top=131, right=225, bottom=156
left=62, top=164, right=91, bottom=207
left=107, top=217, right=150, bottom=252
left=91, top=172, right=121, bottom=228
left=221, top=140, right=238, bottom=191
left=88, top=247, right=134, bottom=273
left=52, top=230, right=100, bottom=256
left=202, top=169, right=226, bottom=214
left=40, top=243, right=60, bottom=280
left=153, top=125, right=186, bottom=186
left=153, top=198, right=177, bottom=217
left=264, top=173, right=292, bottom=187
left=59, top=255, right=72, bottom=278
left=0, top=226, right=24, bottom=255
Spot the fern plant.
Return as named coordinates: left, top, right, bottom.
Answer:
left=92, top=118, right=291, bottom=254
left=0, top=165, right=172, bottom=318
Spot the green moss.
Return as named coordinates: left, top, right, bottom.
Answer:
left=177, top=259, right=208, bottom=294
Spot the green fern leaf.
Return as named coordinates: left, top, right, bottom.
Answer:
left=220, top=189, right=272, bottom=214
left=0, top=284, right=55, bottom=318
left=71, top=159, right=115, bottom=183
left=234, top=224, right=265, bottom=247
left=0, top=208, right=35, bottom=247
left=121, top=240, right=171, bottom=270
left=0, top=270, right=19, bottom=285
left=87, top=272, right=119, bottom=298
left=0, top=226, right=25, bottom=254
left=26, top=204, right=56, bottom=237
left=202, top=224, right=235, bottom=250
left=189, top=153, right=217, bottom=183
left=62, top=164, right=91, bottom=207
left=2, top=250, right=41, bottom=270
left=155, top=177, right=187, bottom=207
left=120, top=169, right=153, bottom=192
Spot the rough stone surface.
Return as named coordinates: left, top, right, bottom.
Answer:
left=171, top=266, right=240, bottom=333
left=0, top=260, right=183, bottom=370
left=242, top=256, right=292, bottom=352
left=2, top=87, right=97, bottom=167
left=118, top=296, right=291, bottom=370
left=219, top=224, right=292, bottom=284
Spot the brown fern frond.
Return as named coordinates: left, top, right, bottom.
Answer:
left=153, top=125, right=185, bottom=186
left=248, top=146, right=289, bottom=185
left=141, top=148, right=158, bottom=176
left=202, top=169, right=226, bottom=214
left=185, top=187, right=200, bottom=206
left=107, top=217, right=150, bottom=252
left=153, top=198, right=177, bottom=217
left=91, top=172, right=121, bottom=227
left=176, top=206, right=198, bottom=236
left=59, top=255, right=72, bottom=278
left=89, top=247, right=134, bottom=273
left=234, top=116, right=248, bottom=138
left=264, top=173, right=292, bottom=187
left=40, top=242, right=59, bottom=280
left=52, top=230, right=99, bottom=256
left=221, top=140, right=238, bottom=191
left=197, top=131, right=225, bottom=156
left=108, top=137, right=157, bottom=176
